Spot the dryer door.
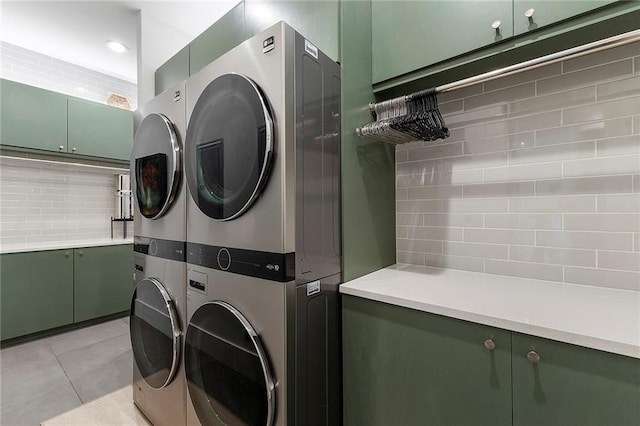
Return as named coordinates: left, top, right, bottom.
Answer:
left=130, top=277, right=181, bottom=389
left=185, top=301, right=275, bottom=426
left=130, top=113, right=182, bottom=219
left=185, top=74, right=274, bottom=221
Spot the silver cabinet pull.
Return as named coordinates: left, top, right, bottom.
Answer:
left=527, top=350, right=541, bottom=363
left=72, top=147, right=77, bottom=152
left=484, top=339, right=496, bottom=350
left=65, top=251, right=71, bottom=257
left=492, top=20, right=501, bottom=30
left=78, top=250, right=84, bottom=256
left=59, top=145, right=65, bottom=151
left=525, top=8, right=535, bottom=18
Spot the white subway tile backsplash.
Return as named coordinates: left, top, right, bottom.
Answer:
left=485, top=213, right=562, bottom=230
left=564, top=214, right=640, bottom=232
left=598, top=251, right=640, bottom=272
left=465, top=83, right=535, bottom=111
left=485, top=259, right=564, bottom=282
left=395, top=44, right=640, bottom=289
left=425, top=253, right=485, bottom=273
left=597, top=76, right=640, bottom=102
left=484, top=111, right=561, bottom=137
left=598, top=194, right=640, bottom=212
left=509, top=245, right=596, bottom=267
left=464, top=228, right=535, bottom=245
left=563, top=42, right=640, bottom=73
left=564, top=267, right=640, bottom=291
left=538, top=60, right=632, bottom=95
left=0, top=162, right=126, bottom=244
left=563, top=96, right=640, bottom=125
left=443, top=241, right=508, bottom=260
left=483, top=162, right=562, bottom=183
left=597, top=135, right=640, bottom=156
left=536, top=176, right=632, bottom=196
left=510, top=86, right=595, bottom=117
left=463, top=181, right=534, bottom=198
left=536, top=117, right=632, bottom=146
left=563, top=155, right=640, bottom=178
left=510, top=195, right=595, bottom=213
left=536, top=230, right=632, bottom=251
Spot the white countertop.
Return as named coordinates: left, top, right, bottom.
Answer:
left=0, top=238, right=134, bottom=254
left=340, top=264, right=640, bottom=359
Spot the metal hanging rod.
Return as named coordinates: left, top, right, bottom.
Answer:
left=367, top=28, right=640, bottom=113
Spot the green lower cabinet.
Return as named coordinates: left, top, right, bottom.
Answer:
left=343, top=295, right=512, bottom=426
left=0, top=250, right=74, bottom=340
left=512, top=333, right=640, bottom=426
left=73, top=245, right=133, bottom=323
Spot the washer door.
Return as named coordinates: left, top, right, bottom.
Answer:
left=185, top=74, right=274, bottom=221
left=130, top=113, right=182, bottom=219
left=185, top=301, right=275, bottom=426
left=130, top=278, right=181, bottom=390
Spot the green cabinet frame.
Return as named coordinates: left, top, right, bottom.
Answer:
left=512, top=333, right=640, bottom=425
left=343, top=296, right=512, bottom=425
left=67, top=97, right=133, bottom=161
left=73, top=245, right=133, bottom=323
left=0, top=250, right=74, bottom=340
left=1, top=79, right=68, bottom=152
left=343, top=295, right=640, bottom=425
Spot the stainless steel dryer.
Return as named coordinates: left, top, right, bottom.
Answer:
left=184, top=22, right=341, bottom=426
left=130, top=81, right=187, bottom=426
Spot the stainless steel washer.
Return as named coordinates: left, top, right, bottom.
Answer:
left=184, top=22, right=342, bottom=426
left=130, top=81, right=187, bottom=426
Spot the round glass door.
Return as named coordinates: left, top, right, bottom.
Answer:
left=185, top=301, right=275, bottom=426
left=130, top=113, right=182, bottom=219
left=130, top=278, right=181, bottom=389
left=185, top=74, right=274, bottom=221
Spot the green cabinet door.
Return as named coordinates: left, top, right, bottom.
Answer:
left=343, top=296, right=512, bottom=426
left=244, top=0, right=340, bottom=62
left=0, top=79, right=68, bottom=152
left=67, top=97, right=133, bottom=161
left=155, top=45, right=190, bottom=95
left=0, top=250, right=74, bottom=340
left=512, top=333, right=640, bottom=426
left=513, top=0, right=616, bottom=35
left=73, top=245, right=133, bottom=323
left=372, top=0, right=513, bottom=83
left=189, top=2, right=246, bottom=76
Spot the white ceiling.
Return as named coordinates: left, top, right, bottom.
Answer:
left=0, top=1, right=240, bottom=83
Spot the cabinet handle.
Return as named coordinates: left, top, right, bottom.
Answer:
left=525, top=8, right=535, bottom=19
left=78, top=250, right=84, bottom=256
left=527, top=350, right=541, bottom=364
left=484, top=339, right=496, bottom=351
left=59, top=145, right=65, bottom=151
left=65, top=251, right=71, bottom=257
left=491, top=20, right=501, bottom=30
left=72, top=147, right=77, bottom=152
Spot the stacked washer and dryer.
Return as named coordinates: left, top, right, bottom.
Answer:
left=129, top=82, right=187, bottom=426
left=129, top=21, right=341, bottom=426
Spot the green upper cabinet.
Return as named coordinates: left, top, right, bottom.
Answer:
left=513, top=0, right=616, bottom=35
left=0, top=250, right=74, bottom=341
left=245, top=0, right=340, bottom=62
left=189, top=2, right=246, bottom=76
left=0, top=79, right=68, bottom=152
left=155, top=45, right=190, bottom=95
left=372, top=0, right=513, bottom=83
left=512, top=333, right=640, bottom=426
left=73, top=245, right=133, bottom=323
left=67, top=97, right=133, bottom=161
left=343, top=296, right=512, bottom=426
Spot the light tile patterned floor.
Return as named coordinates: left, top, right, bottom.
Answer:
left=0, top=317, right=137, bottom=426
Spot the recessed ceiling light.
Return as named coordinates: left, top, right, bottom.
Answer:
left=105, top=40, right=128, bottom=53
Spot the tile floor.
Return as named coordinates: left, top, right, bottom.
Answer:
left=0, top=317, right=134, bottom=426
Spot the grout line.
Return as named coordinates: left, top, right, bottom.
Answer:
left=53, top=352, right=84, bottom=405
